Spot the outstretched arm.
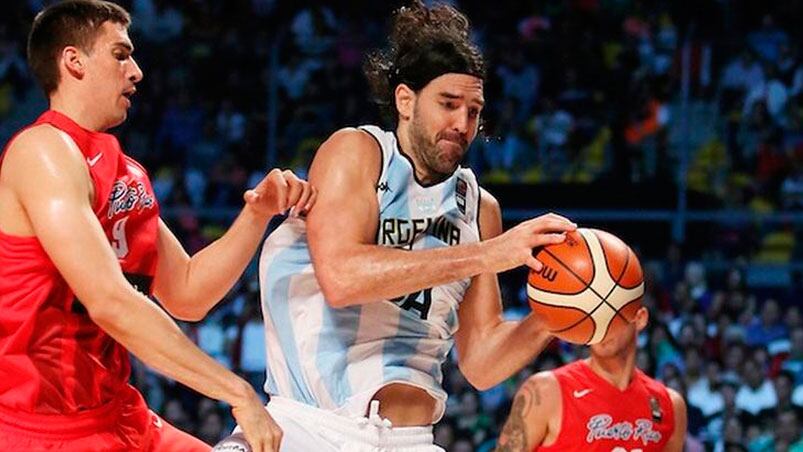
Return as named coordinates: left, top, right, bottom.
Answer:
left=307, top=128, right=575, bottom=307
left=495, top=373, right=557, bottom=452
left=153, top=169, right=315, bottom=320
left=455, top=190, right=555, bottom=389
left=3, top=127, right=281, bottom=452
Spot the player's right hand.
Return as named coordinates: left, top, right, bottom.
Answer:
left=231, top=390, right=283, bottom=452
left=488, top=212, right=576, bottom=273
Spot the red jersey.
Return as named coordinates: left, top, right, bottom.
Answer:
left=537, top=360, right=675, bottom=452
left=0, top=110, right=159, bottom=416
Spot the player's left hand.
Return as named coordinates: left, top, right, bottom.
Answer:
left=243, top=168, right=317, bottom=218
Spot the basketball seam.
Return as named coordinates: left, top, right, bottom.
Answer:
left=609, top=245, right=641, bottom=290
left=534, top=231, right=606, bottom=342
left=529, top=296, right=591, bottom=319
left=541, top=238, right=602, bottom=299
left=601, top=247, right=632, bottom=324
left=551, top=305, right=596, bottom=333
left=599, top=297, right=643, bottom=342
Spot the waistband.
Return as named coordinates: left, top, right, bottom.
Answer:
left=268, top=396, right=434, bottom=447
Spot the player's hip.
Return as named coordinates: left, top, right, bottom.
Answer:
left=263, top=396, right=443, bottom=452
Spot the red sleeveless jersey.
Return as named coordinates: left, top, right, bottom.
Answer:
left=0, top=110, right=159, bottom=416
left=537, top=360, right=675, bottom=452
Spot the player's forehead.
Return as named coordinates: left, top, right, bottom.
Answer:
left=422, top=73, right=485, bottom=106
left=94, top=20, right=133, bottom=51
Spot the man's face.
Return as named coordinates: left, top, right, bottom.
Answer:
left=407, top=73, right=484, bottom=180
left=82, top=21, right=142, bottom=129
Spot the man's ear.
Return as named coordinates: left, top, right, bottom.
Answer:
left=635, top=306, right=649, bottom=332
left=395, top=83, right=416, bottom=121
left=62, top=46, right=87, bottom=80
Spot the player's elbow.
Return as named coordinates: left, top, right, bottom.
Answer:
left=319, top=278, right=352, bottom=308
left=164, top=303, right=209, bottom=322
left=82, top=281, right=133, bottom=327
left=459, top=361, right=497, bottom=391
left=465, top=373, right=497, bottom=391
left=160, top=294, right=210, bottom=321
left=316, top=265, right=356, bottom=308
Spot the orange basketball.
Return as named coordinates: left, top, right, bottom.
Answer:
left=527, top=228, right=644, bottom=345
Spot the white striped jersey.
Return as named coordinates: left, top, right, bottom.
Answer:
left=258, top=125, right=481, bottom=423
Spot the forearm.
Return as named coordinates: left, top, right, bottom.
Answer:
left=317, top=240, right=495, bottom=306
left=168, top=207, right=269, bottom=316
left=93, top=288, right=254, bottom=406
left=460, top=314, right=552, bottom=389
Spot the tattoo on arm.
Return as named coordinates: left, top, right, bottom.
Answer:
left=495, top=384, right=539, bottom=452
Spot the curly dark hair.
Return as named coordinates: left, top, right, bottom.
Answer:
left=364, top=1, right=486, bottom=123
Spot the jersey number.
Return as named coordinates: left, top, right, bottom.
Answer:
left=612, top=448, right=643, bottom=452
left=391, top=288, right=432, bottom=320
left=111, top=217, right=129, bottom=258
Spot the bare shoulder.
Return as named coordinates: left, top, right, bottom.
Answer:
left=666, top=387, right=687, bottom=411
left=313, top=127, right=381, bottom=167
left=2, top=124, right=85, bottom=184
left=518, top=370, right=560, bottom=409
left=526, top=370, right=559, bottom=394
left=479, top=187, right=500, bottom=212
left=5, top=123, right=72, bottom=154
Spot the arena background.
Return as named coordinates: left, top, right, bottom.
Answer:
left=3, top=0, right=803, bottom=450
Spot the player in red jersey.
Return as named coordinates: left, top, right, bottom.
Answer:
left=0, top=1, right=314, bottom=451
left=495, top=306, right=687, bottom=452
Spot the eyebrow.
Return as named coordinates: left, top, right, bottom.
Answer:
left=113, top=42, right=134, bottom=52
left=438, top=91, right=485, bottom=107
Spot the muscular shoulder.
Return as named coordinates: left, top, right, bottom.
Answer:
left=308, top=127, right=383, bottom=192
left=520, top=371, right=560, bottom=409
left=525, top=371, right=559, bottom=392
left=313, top=128, right=381, bottom=168
left=2, top=124, right=86, bottom=187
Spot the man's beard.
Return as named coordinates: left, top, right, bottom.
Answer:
left=409, top=113, right=464, bottom=182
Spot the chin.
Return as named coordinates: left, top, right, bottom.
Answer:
left=107, top=112, right=128, bottom=129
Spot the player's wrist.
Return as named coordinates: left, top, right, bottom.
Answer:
left=477, top=236, right=512, bottom=274
left=241, top=202, right=275, bottom=227
left=225, top=377, right=260, bottom=408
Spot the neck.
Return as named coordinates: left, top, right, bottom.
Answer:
left=50, top=89, right=107, bottom=132
left=395, top=121, right=442, bottom=185
left=586, top=347, right=637, bottom=390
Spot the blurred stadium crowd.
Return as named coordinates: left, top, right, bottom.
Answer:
left=3, top=0, right=803, bottom=450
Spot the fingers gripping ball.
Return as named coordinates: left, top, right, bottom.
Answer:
left=528, top=228, right=644, bottom=345
left=212, top=432, right=252, bottom=452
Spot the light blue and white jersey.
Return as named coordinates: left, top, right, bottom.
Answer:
left=258, top=125, right=481, bottom=423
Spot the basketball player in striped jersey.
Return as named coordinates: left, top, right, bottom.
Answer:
left=495, top=306, right=687, bottom=451
left=248, top=1, right=575, bottom=450
left=0, top=1, right=314, bottom=450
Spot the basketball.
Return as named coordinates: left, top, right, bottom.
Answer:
left=211, top=433, right=252, bottom=452
left=527, top=228, right=644, bottom=345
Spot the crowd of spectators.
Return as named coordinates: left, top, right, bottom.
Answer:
left=4, top=0, right=803, bottom=450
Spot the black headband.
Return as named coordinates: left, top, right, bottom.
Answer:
left=389, top=40, right=484, bottom=91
